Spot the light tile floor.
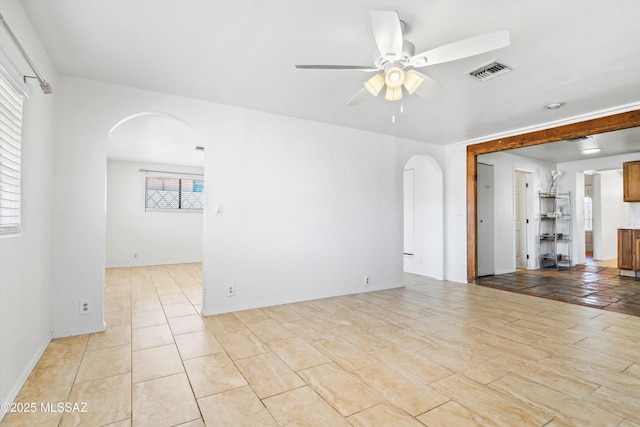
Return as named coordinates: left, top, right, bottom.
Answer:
left=3, top=263, right=640, bottom=426
left=478, top=264, right=640, bottom=315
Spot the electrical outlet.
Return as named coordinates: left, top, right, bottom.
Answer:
left=364, top=276, right=370, bottom=286
left=226, top=284, right=235, bottom=297
left=133, top=253, right=138, bottom=259
left=79, top=299, right=92, bottom=315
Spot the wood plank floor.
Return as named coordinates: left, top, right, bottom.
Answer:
left=2, top=264, right=640, bottom=426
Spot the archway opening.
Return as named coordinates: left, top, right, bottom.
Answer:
left=104, top=112, right=206, bottom=315
left=403, top=154, right=444, bottom=280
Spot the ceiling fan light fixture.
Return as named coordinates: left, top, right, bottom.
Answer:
left=364, top=73, right=385, bottom=96
left=385, top=85, right=403, bottom=101
left=384, top=66, right=405, bottom=88
left=403, top=71, right=424, bottom=94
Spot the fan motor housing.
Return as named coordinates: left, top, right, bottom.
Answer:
left=373, top=40, right=415, bottom=69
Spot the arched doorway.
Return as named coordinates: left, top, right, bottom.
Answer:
left=403, top=154, right=444, bottom=280
left=105, top=111, right=205, bottom=268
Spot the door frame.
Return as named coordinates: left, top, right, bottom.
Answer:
left=467, top=109, right=640, bottom=283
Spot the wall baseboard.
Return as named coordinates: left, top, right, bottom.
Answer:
left=0, top=333, right=52, bottom=422
left=52, top=320, right=106, bottom=339
left=105, top=259, right=203, bottom=269
left=201, top=282, right=405, bottom=317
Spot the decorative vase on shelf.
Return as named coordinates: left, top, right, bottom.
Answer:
left=548, top=170, right=562, bottom=194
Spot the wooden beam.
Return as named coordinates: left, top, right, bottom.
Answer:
left=467, top=149, right=478, bottom=283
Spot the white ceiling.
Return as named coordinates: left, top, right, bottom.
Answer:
left=19, top=0, right=640, bottom=158
left=497, top=126, right=640, bottom=164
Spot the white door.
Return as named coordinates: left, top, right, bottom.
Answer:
left=515, top=171, right=531, bottom=269
left=478, top=163, right=494, bottom=276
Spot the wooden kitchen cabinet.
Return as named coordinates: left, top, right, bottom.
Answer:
left=623, top=161, right=640, bottom=202
left=618, top=228, right=640, bottom=270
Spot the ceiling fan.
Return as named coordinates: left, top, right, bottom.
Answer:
left=295, top=10, right=510, bottom=105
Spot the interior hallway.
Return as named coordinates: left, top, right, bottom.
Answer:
left=2, top=264, right=640, bottom=426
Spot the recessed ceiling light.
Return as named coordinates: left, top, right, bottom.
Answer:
left=545, top=102, right=565, bottom=110
left=581, top=148, right=602, bottom=155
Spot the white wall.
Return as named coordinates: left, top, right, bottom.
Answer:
left=629, top=203, right=640, bottom=227
left=0, top=0, right=56, bottom=418
left=106, top=160, right=204, bottom=268
left=594, top=170, right=626, bottom=260
left=477, top=151, right=555, bottom=273
left=443, top=144, right=468, bottom=283
left=403, top=155, right=444, bottom=279
left=202, top=111, right=406, bottom=314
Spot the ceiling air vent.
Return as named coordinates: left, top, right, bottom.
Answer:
left=566, top=136, right=592, bottom=142
left=468, top=61, right=513, bottom=81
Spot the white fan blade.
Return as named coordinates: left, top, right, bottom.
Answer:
left=409, top=70, right=448, bottom=100
left=346, top=87, right=371, bottom=106
left=409, top=30, right=510, bottom=68
left=371, top=10, right=403, bottom=61
left=295, top=65, right=378, bottom=71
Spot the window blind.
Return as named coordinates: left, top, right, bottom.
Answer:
left=0, top=72, right=23, bottom=234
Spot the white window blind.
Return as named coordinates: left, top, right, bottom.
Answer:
left=0, top=71, right=24, bottom=234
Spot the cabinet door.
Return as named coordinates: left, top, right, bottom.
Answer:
left=634, top=230, right=640, bottom=270
left=623, top=161, right=640, bottom=202
left=619, top=229, right=634, bottom=269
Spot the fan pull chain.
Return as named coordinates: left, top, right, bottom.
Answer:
left=391, top=101, right=405, bottom=124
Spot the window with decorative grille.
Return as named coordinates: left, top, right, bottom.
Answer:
left=145, top=176, right=204, bottom=211
left=0, top=67, right=24, bottom=234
